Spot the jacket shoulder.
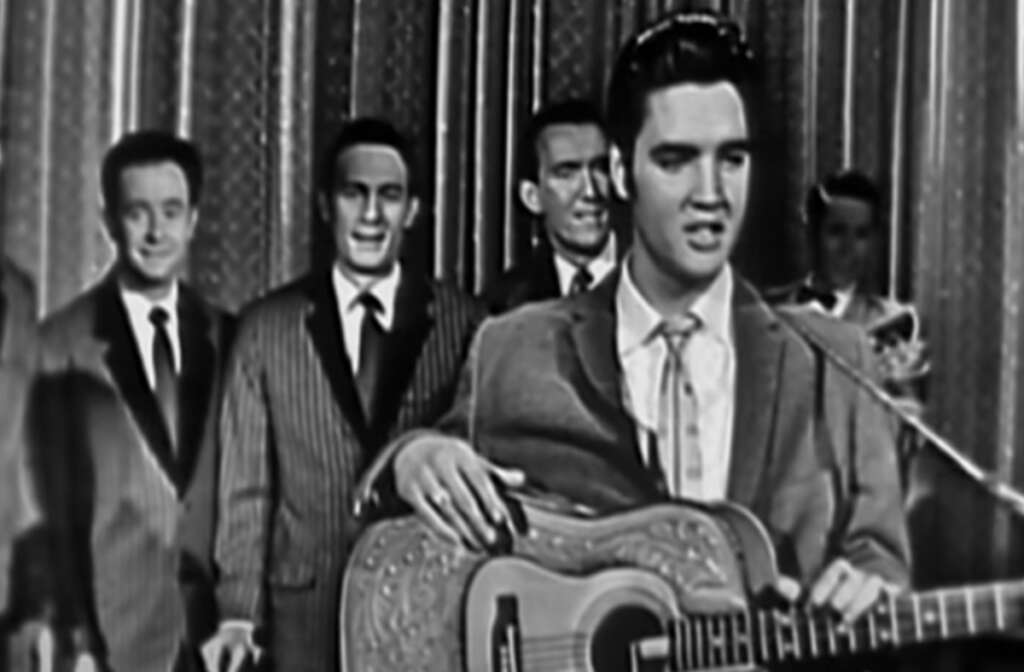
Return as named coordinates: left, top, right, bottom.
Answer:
left=41, top=285, right=101, bottom=339
left=475, top=296, right=574, bottom=347
left=428, top=278, right=486, bottom=324
left=775, top=303, right=868, bottom=359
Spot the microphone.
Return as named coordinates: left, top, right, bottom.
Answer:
left=770, top=304, right=1024, bottom=519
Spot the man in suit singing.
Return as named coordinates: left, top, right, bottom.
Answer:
left=202, top=118, right=484, bottom=672
left=485, top=99, right=618, bottom=313
left=378, top=10, right=909, bottom=628
left=35, top=131, right=234, bottom=671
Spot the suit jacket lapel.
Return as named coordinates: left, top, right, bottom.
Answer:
left=568, top=270, right=652, bottom=493
left=727, top=279, right=786, bottom=508
left=364, top=273, right=433, bottom=448
left=94, top=278, right=179, bottom=486
left=176, top=286, right=217, bottom=488
left=528, top=247, right=560, bottom=302
left=305, top=270, right=371, bottom=443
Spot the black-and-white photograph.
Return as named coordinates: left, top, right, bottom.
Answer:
left=0, top=1, right=1021, bottom=670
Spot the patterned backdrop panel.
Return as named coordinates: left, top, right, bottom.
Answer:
left=1, top=0, right=114, bottom=314
left=138, top=1, right=181, bottom=131
left=189, top=0, right=276, bottom=311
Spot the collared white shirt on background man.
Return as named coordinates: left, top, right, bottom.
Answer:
left=331, top=262, right=400, bottom=372
left=552, top=232, right=618, bottom=296
left=119, top=281, right=181, bottom=389
left=615, top=260, right=736, bottom=501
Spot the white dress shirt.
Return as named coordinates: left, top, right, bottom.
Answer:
left=119, top=282, right=181, bottom=389
left=615, top=261, right=736, bottom=501
left=552, top=233, right=618, bottom=296
left=331, top=263, right=400, bottom=372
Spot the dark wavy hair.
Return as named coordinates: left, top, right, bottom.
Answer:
left=805, top=169, right=882, bottom=245
left=606, top=11, right=759, bottom=168
left=515, top=99, right=607, bottom=183
left=101, top=131, right=202, bottom=210
left=318, top=117, right=416, bottom=197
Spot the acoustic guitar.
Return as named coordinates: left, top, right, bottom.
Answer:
left=339, top=494, right=1023, bottom=671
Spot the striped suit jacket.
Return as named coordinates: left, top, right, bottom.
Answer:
left=214, top=269, right=484, bottom=672
left=0, top=259, right=39, bottom=618
left=35, top=276, right=233, bottom=671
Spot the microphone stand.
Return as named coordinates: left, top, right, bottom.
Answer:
left=773, top=306, right=1024, bottom=520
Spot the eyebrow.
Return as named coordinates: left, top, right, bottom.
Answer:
left=337, top=179, right=406, bottom=191
left=551, top=154, right=609, bottom=169
left=648, top=138, right=753, bottom=154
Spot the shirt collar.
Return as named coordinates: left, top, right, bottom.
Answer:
left=616, top=259, right=733, bottom=354
left=118, top=280, right=179, bottom=323
left=332, top=262, right=402, bottom=329
left=552, top=232, right=618, bottom=295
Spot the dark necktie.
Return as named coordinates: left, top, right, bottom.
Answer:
left=150, top=306, right=178, bottom=452
left=794, top=284, right=837, bottom=312
left=568, top=265, right=594, bottom=296
left=356, top=292, right=385, bottom=421
left=656, top=314, right=701, bottom=497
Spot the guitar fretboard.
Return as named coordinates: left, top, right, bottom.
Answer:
left=668, top=580, right=1024, bottom=670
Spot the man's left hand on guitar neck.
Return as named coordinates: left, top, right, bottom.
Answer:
left=774, top=557, right=900, bottom=624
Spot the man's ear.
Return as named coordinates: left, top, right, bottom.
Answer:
left=403, top=197, right=420, bottom=229
left=517, top=179, right=543, bottom=216
left=317, top=192, right=330, bottom=222
left=100, top=204, right=119, bottom=244
left=610, top=145, right=630, bottom=200
left=185, top=207, right=199, bottom=238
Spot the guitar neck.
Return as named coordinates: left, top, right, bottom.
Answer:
left=667, top=580, right=1024, bottom=669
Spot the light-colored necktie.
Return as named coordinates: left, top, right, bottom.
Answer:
left=657, top=314, right=702, bottom=497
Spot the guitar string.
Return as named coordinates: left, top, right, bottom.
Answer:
left=477, top=600, right=1024, bottom=670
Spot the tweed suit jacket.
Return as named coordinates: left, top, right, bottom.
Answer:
left=434, top=271, right=910, bottom=586
left=35, top=276, right=233, bottom=671
left=213, top=269, right=484, bottom=672
left=0, top=259, right=39, bottom=616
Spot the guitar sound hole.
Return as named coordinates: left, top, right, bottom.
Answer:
left=589, top=607, right=664, bottom=672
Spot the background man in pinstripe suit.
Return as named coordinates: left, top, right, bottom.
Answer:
left=34, top=132, right=234, bottom=671
left=203, top=118, right=485, bottom=672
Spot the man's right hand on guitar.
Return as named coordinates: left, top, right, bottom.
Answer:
left=393, top=432, right=526, bottom=550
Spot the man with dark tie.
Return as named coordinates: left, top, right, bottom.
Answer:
left=201, top=118, right=484, bottom=672
left=34, top=131, right=234, bottom=671
left=485, top=99, right=617, bottom=312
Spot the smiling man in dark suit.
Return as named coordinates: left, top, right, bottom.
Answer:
left=485, top=99, right=618, bottom=313
left=381, top=10, right=909, bottom=636
left=202, top=118, right=484, bottom=672
left=35, top=131, right=234, bottom=671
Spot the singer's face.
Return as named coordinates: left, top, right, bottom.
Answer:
left=614, top=82, right=751, bottom=292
